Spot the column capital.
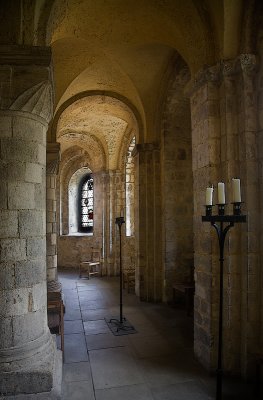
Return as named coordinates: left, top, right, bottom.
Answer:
left=133, top=142, right=160, bottom=156
left=221, top=54, right=258, bottom=77
left=188, top=54, right=258, bottom=95
left=238, top=53, right=258, bottom=75
left=0, top=45, right=53, bottom=122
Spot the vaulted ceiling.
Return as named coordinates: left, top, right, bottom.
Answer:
left=1, top=0, right=256, bottom=169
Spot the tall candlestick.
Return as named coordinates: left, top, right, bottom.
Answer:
left=232, top=178, right=241, bottom=202
left=218, top=182, right=225, bottom=204
left=206, top=187, right=213, bottom=206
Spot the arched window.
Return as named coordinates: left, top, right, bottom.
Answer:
left=125, top=136, right=136, bottom=236
left=79, top=174, right=94, bottom=233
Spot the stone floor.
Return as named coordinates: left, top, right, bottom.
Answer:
left=58, top=269, right=258, bottom=400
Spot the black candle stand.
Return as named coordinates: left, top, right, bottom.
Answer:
left=202, top=203, right=246, bottom=400
left=106, top=216, right=136, bottom=335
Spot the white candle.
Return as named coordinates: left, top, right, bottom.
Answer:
left=232, top=178, right=241, bottom=202
left=205, top=187, right=213, bottom=206
left=218, top=182, right=225, bottom=204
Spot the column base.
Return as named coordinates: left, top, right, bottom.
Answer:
left=0, top=340, right=62, bottom=399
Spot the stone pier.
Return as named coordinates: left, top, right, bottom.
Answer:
left=0, top=45, right=61, bottom=398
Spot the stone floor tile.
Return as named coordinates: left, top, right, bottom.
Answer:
left=129, top=334, right=172, bottom=358
left=83, top=319, right=110, bottom=335
left=89, top=346, right=144, bottom=390
left=63, top=361, right=92, bottom=383
left=139, top=355, right=201, bottom=388
left=124, top=312, right=154, bottom=325
left=95, top=383, right=154, bottom=400
left=62, top=380, right=95, bottom=400
left=64, top=319, right=84, bottom=334
left=130, top=322, right=160, bottom=337
left=76, top=280, right=94, bottom=287
left=63, top=288, right=79, bottom=295
left=81, top=308, right=109, bottom=321
left=64, top=308, right=82, bottom=321
left=151, top=381, right=213, bottom=400
left=58, top=271, right=254, bottom=400
left=85, top=332, right=128, bottom=350
left=64, top=297, right=80, bottom=309
left=77, top=284, right=98, bottom=291
left=59, top=279, right=77, bottom=290
left=78, top=290, right=103, bottom=301
left=80, top=299, right=109, bottom=310
left=64, top=333, right=89, bottom=363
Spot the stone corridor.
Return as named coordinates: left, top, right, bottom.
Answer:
left=59, top=270, right=255, bottom=400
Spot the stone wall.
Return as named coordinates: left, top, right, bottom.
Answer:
left=190, top=54, right=261, bottom=377
left=46, top=142, right=60, bottom=283
left=134, top=143, right=163, bottom=301
left=58, top=171, right=104, bottom=269
left=161, top=60, right=194, bottom=302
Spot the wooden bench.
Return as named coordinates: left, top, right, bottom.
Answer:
left=47, top=291, right=64, bottom=361
left=173, top=282, right=195, bottom=316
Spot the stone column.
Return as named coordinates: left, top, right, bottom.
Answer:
left=237, top=54, right=260, bottom=377
left=134, top=143, right=162, bottom=301
left=190, top=64, right=225, bottom=371
left=257, top=52, right=263, bottom=360
left=190, top=55, right=261, bottom=378
left=161, top=65, right=193, bottom=303
left=46, top=142, right=60, bottom=285
left=106, top=170, right=124, bottom=275
left=0, top=46, right=60, bottom=397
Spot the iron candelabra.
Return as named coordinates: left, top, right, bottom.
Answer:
left=202, top=202, right=246, bottom=400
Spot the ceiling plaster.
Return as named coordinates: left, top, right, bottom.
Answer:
left=43, top=0, right=245, bottom=169
left=57, top=95, right=138, bottom=170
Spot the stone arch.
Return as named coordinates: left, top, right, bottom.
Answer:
left=50, top=91, right=143, bottom=145
left=58, top=131, right=106, bottom=172
left=68, top=167, right=93, bottom=235
left=57, top=145, right=104, bottom=268
left=59, top=146, right=92, bottom=235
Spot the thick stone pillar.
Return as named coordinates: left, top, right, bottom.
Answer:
left=46, top=143, right=60, bottom=285
left=134, top=143, right=162, bottom=301
left=236, top=55, right=260, bottom=377
left=190, top=55, right=261, bottom=378
left=106, top=170, right=124, bottom=275
left=257, top=50, right=263, bottom=360
left=189, top=68, right=221, bottom=369
left=161, top=64, right=193, bottom=302
left=0, top=46, right=60, bottom=397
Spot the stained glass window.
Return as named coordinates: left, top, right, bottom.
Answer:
left=126, top=136, right=136, bottom=236
left=79, top=174, right=93, bottom=233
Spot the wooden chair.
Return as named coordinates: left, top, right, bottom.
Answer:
left=79, top=247, right=102, bottom=279
left=47, top=291, right=64, bottom=360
